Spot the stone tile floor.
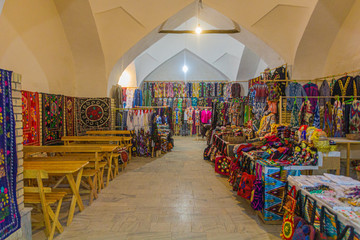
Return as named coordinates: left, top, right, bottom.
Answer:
left=33, top=137, right=281, bottom=240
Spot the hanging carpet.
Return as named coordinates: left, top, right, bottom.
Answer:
left=42, top=93, right=64, bottom=145
left=65, top=96, right=75, bottom=136
left=76, top=98, right=111, bottom=136
left=21, top=90, right=40, bottom=145
left=0, top=70, right=21, bottom=239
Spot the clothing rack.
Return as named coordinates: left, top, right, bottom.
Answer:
left=142, top=80, right=229, bottom=83
left=314, top=68, right=360, bottom=80
left=113, top=106, right=169, bottom=111
left=279, top=95, right=355, bottom=124
left=261, top=63, right=288, bottom=80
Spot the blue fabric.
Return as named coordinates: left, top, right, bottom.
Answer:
left=0, top=70, right=20, bottom=239
left=285, top=82, right=307, bottom=111
left=313, top=104, right=320, bottom=128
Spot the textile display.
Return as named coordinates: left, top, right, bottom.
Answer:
left=22, top=90, right=40, bottom=145
left=0, top=69, right=21, bottom=239
left=65, top=96, right=75, bottom=136
left=42, top=93, right=64, bottom=145
left=76, top=98, right=111, bottom=136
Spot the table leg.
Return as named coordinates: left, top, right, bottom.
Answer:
left=106, top=153, right=113, bottom=186
left=66, top=168, right=84, bottom=226
left=347, top=143, right=351, bottom=177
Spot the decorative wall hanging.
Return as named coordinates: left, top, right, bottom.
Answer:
left=42, top=93, right=64, bottom=145
left=65, top=96, right=75, bottom=136
left=76, top=98, right=111, bottom=136
left=0, top=69, right=21, bottom=239
left=22, top=90, right=40, bottom=145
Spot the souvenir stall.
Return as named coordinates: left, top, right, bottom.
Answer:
left=281, top=174, right=360, bottom=239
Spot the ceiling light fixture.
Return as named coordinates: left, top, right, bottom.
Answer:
left=158, top=0, right=240, bottom=34
left=182, top=65, right=188, bottom=73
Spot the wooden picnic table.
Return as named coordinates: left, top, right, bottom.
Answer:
left=61, top=136, right=133, bottom=161
left=24, top=160, right=89, bottom=226
left=86, top=130, right=133, bottom=136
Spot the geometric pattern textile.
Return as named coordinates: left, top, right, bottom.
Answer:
left=0, top=70, right=21, bottom=239
left=41, top=93, right=64, bottom=145
left=75, top=98, right=111, bottom=136
left=65, top=96, right=75, bottom=136
left=21, top=90, right=40, bottom=145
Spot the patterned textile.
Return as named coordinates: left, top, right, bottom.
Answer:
left=22, top=91, right=40, bottom=145
left=350, top=100, right=360, bottom=133
left=303, top=83, right=319, bottom=112
left=290, top=101, right=300, bottom=127
left=319, top=80, right=330, bottom=107
left=285, top=82, right=307, bottom=111
left=259, top=161, right=300, bottom=222
left=333, top=100, right=344, bottom=137
left=323, top=102, right=333, bottom=136
left=65, top=96, right=75, bottom=136
left=298, top=100, right=313, bottom=126
left=42, top=93, right=64, bottom=145
left=76, top=98, right=111, bottom=136
left=313, top=104, right=320, bottom=128
left=0, top=70, right=21, bottom=238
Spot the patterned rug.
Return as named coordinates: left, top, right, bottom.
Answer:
left=42, top=93, right=64, bottom=145
left=22, top=91, right=40, bottom=145
left=65, top=96, right=75, bottom=136
left=0, top=70, right=20, bottom=239
left=75, top=98, right=111, bottom=136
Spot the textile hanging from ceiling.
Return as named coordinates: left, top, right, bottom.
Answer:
left=65, top=96, right=75, bottom=136
left=42, top=93, right=64, bottom=145
left=21, top=90, right=40, bottom=145
left=76, top=98, right=111, bottom=136
left=0, top=70, right=21, bottom=239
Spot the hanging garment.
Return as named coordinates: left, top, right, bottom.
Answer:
left=290, top=102, right=300, bottom=127
left=257, top=113, right=276, bottom=137
left=191, top=97, right=198, bottom=107
left=271, top=67, right=287, bottom=96
left=298, top=100, right=313, bottom=126
left=303, top=83, right=319, bottom=112
left=195, top=109, right=201, bottom=126
left=318, top=80, right=331, bottom=107
left=332, top=76, right=357, bottom=103
left=333, top=100, right=344, bottom=137
left=350, top=100, right=360, bottom=133
left=125, top=89, right=135, bottom=108
left=285, top=82, right=307, bottom=111
left=313, top=104, right=320, bottom=128
left=231, top=83, right=241, bottom=98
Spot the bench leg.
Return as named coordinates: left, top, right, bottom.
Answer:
left=47, top=204, right=64, bottom=234
left=48, top=198, right=63, bottom=240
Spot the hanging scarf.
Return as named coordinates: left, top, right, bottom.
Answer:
left=298, top=100, right=313, bottom=126
left=350, top=100, right=360, bottom=133
left=333, top=100, right=344, bottom=137
left=313, top=104, right=320, bottom=128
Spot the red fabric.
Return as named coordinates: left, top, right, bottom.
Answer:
left=215, top=155, right=231, bottom=176
left=22, top=91, right=40, bottom=145
left=237, top=172, right=256, bottom=199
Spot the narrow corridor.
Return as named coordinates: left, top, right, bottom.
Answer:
left=51, top=137, right=280, bottom=240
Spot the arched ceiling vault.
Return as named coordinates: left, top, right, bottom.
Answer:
left=2, top=0, right=360, bottom=97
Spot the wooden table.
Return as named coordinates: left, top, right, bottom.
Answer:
left=24, top=160, right=89, bottom=226
left=86, top=130, right=132, bottom=136
left=328, top=137, right=360, bottom=176
left=64, top=144, right=119, bottom=186
left=62, top=136, right=133, bottom=161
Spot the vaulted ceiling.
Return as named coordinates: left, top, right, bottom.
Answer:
left=0, top=0, right=357, bottom=97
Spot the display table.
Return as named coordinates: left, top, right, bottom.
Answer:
left=328, top=137, right=360, bottom=176
left=288, top=175, right=360, bottom=238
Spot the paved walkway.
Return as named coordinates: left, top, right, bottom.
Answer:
left=49, top=137, right=280, bottom=240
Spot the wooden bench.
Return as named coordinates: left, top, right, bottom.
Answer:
left=63, top=135, right=133, bottom=161
left=24, top=170, right=67, bottom=240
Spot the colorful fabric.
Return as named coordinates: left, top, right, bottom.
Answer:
left=0, top=70, right=21, bottom=238
left=313, top=104, right=320, bottom=128
left=22, top=91, right=40, bottom=145
left=65, top=96, right=75, bottom=136
left=42, top=93, right=64, bottom=145
left=299, top=100, right=313, bottom=126
left=285, top=82, right=307, bottom=111
left=333, top=100, right=344, bottom=137
left=76, top=98, right=111, bottom=136
left=303, top=83, right=319, bottom=112
left=350, top=100, right=360, bottom=133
